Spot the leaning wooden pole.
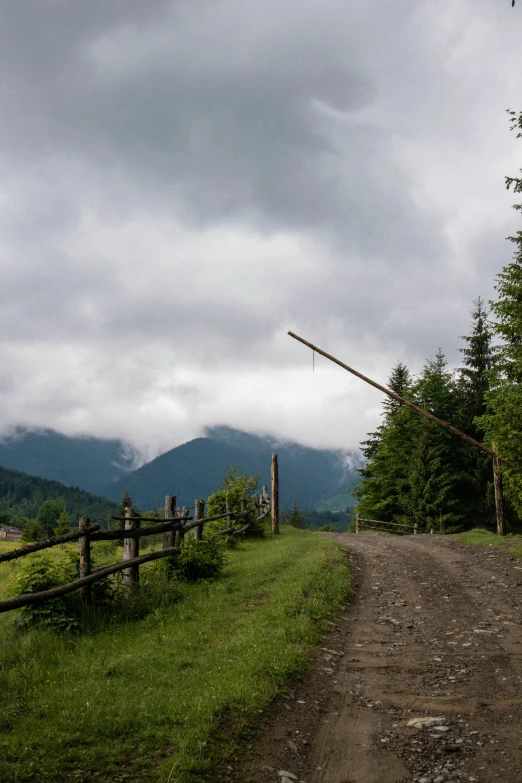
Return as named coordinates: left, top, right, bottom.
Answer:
left=288, top=332, right=516, bottom=468
left=288, top=331, right=515, bottom=535
left=271, top=453, right=279, bottom=534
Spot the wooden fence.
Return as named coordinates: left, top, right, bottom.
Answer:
left=355, top=514, right=418, bottom=535
left=0, top=456, right=280, bottom=614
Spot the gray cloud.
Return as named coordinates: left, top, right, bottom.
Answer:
left=0, top=0, right=520, bottom=456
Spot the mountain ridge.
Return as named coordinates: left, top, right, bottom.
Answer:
left=103, top=426, right=361, bottom=511
left=0, top=425, right=362, bottom=512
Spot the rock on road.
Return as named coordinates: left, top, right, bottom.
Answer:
left=232, top=533, right=522, bottom=783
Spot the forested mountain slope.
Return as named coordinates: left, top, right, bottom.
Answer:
left=0, top=428, right=137, bottom=495
left=0, top=465, right=119, bottom=524
left=103, top=426, right=360, bottom=511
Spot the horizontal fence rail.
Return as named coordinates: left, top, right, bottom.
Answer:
left=356, top=514, right=418, bottom=535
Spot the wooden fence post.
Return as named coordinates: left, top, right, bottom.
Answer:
left=164, top=495, right=176, bottom=549
left=194, top=499, right=205, bottom=540
left=492, top=443, right=505, bottom=536
left=175, top=506, right=187, bottom=547
left=226, top=494, right=232, bottom=533
left=262, top=484, right=269, bottom=517
left=254, top=493, right=260, bottom=518
left=79, top=516, right=91, bottom=604
left=271, top=453, right=279, bottom=535
left=414, top=523, right=418, bottom=535
left=122, top=507, right=139, bottom=589
left=356, top=513, right=360, bottom=534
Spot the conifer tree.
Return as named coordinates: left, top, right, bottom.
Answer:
left=459, top=297, right=493, bottom=431
left=480, top=109, right=522, bottom=516
left=355, top=362, right=416, bottom=523
left=289, top=500, right=305, bottom=529
left=406, top=351, right=465, bottom=532
left=458, top=298, right=496, bottom=527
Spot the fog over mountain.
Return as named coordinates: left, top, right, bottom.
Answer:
left=0, top=425, right=361, bottom=512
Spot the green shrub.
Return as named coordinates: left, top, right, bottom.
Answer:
left=12, top=554, right=80, bottom=632
left=161, top=536, right=225, bottom=581
left=12, top=550, right=115, bottom=632
left=206, top=461, right=265, bottom=538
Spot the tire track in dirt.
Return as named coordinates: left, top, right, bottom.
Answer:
left=230, top=534, right=522, bottom=783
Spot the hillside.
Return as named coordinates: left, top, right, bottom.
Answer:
left=0, top=428, right=137, bottom=495
left=0, top=465, right=119, bottom=525
left=103, top=425, right=361, bottom=511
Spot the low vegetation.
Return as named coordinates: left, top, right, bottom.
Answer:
left=0, top=526, right=349, bottom=782
left=457, top=527, right=522, bottom=560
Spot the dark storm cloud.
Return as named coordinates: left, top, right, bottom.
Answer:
left=0, top=0, right=519, bottom=452
left=0, top=0, right=439, bottom=260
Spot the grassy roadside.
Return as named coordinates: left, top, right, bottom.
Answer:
left=0, top=527, right=350, bottom=783
left=457, top=528, right=522, bottom=560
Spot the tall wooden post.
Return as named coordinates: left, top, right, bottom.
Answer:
left=271, top=453, right=279, bottom=534
left=78, top=516, right=91, bottom=603
left=123, top=507, right=139, bottom=589
left=254, top=493, right=260, bottom=518
left=194, top=499, right=205, bottom=541
left=493, top=443, right=505, bottom=536
left=163, top=495, right=176, bottom=549
left=356, top=513, right=360, bottom=534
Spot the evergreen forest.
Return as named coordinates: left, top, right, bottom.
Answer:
left=355, top=109, right=522, bottom=534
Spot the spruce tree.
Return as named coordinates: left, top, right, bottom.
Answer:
left=288, top=500, right=305, bottom=529
left=457, top=298, right=496, bottom=527
left=355, top=362, right=416, bottom=523
left=480, top=109, right=522, bottom=517
left=406, top=351, right=465, bottom=532
left=459, top=297, right=493, bottom=431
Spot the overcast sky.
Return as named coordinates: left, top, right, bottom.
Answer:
left=0, top=0, right=520, bottom=460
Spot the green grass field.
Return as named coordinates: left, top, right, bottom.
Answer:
left=0, top=527, right=349, bottom=782
left=457, top=528, right=522, bottom=560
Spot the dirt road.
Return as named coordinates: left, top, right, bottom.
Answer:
left=231, top=533, right=522, bottom=783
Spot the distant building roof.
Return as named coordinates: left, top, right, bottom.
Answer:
left=0, top=526, right=21, bottom=534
